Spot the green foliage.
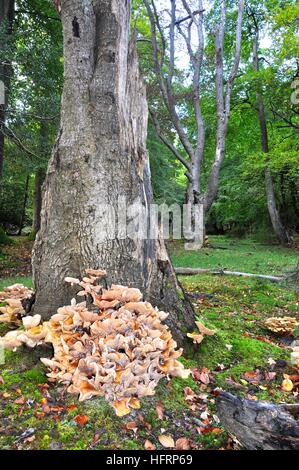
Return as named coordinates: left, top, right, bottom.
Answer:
left=0, top=228, right=13, bottom=245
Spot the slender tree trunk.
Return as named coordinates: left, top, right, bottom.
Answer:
left=32, top=121, right=47, bottom=235
left=253, top=30, right=291, bottom=246
left=32, top=168, right=45, bottom=234
left=18, top=174, right=29, bottom=236
left=0, top=0, right=15, bottom=178
left=32, top=0, right=194, bottom=343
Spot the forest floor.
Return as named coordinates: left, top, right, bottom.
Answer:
left=0, top=236, right=298, bottom=450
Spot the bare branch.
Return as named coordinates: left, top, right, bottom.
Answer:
left=143, top=0, right=195, bottom=161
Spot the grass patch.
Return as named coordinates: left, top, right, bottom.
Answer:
left=0, top=237, right=298, bottom=450
left=169, top=235, right=298, bottom=276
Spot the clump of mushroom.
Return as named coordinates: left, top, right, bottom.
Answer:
left=0, top=270, right=191, bottom=416
left=0, top=284, right=34, bottom=324
left=264, top=317, right=299, bottom=335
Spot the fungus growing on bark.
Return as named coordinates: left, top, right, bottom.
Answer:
left=0, top=270, right=191, bottom=416
left=0, top=284, right=34, bottom=324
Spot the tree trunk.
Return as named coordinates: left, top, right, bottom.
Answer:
left=32, top=0, right=194, bottom=344
left=18, top=174, right=29, bottom=236
left=253, top=28, right=291, bottom=246
left=0, top=0, right=15, bottom=178
left=32, top=168, right=45, bottom=235
left=184, top=181, right=204, bottom=250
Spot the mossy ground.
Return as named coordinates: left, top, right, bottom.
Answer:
left=0, top=236, right=298, bottom=450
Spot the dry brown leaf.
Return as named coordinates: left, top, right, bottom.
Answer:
left=144, top=439, right=156, bottom=450
left=175, top=437, right=190, bottom=450
left=156, top=401, right=164, bottom=420
left=75, top=414, right=89, bottom=426
left=125, top=421, right=138, bottom=433
left=158, top=435, right=175, bottom=448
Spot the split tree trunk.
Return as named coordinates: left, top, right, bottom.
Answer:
left=32, top=0, right=194, bottom=344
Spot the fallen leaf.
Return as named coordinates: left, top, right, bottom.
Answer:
left=75, top=414, right=89, bottom=426
left=175, top=437, right=190, bottom=450
left=144, top=439, right=156, bottom=450
left=125, top=421, right=138, bottom=433
left=67, top=404, right=77, bottom=412
left=184, top=386, right=198, bottom=402
left=211, top=428, right=223, bottom=434
left=264, top=372, right=276, bottom=381
left=156, top=401, right=164, bottom=420
left=14, top=396, right=26, bottom=405
left=0, top=375, right=4, bottom=385
left=158, top=435, right=175, bottom=448
left=198, top=368, right=210, bottom=385
left=243, top=370, right=262, bottom=384
left=3, top=392, right=11, bottom=398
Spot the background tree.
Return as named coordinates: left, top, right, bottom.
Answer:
left=0, top=0, right=15, bottom=178
left=141, top=0, right=244, bottom=245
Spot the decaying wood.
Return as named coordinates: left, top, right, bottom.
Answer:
left=216, top=392, right=299, bottom=450
left=175, top=267, right=284, bottom=283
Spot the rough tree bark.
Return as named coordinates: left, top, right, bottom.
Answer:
left=32, top=0, right=194, bottom=344
left=252, top=19, right=291, bottom=246
left=144, top=0, right=244, bottom=246
left=0, top=0, right=15, bottom=177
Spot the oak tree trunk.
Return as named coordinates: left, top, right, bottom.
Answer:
left=32, top=0, right=194, bottom=344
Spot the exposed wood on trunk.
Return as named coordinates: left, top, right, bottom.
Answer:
left=175, top=267, right=284, bottom=283
left=216, top=392, right=299, bottom=450
left=32, top=0, right=194, bottom=344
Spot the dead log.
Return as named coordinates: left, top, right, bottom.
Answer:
left=175, top=267, right=284, bottom=283
left=216, top=392, right=299, bottom=450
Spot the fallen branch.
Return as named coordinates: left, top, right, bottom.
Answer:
left=175, top=267, right=284, bottom=283
left=216, top=391, right=299, bottom=450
